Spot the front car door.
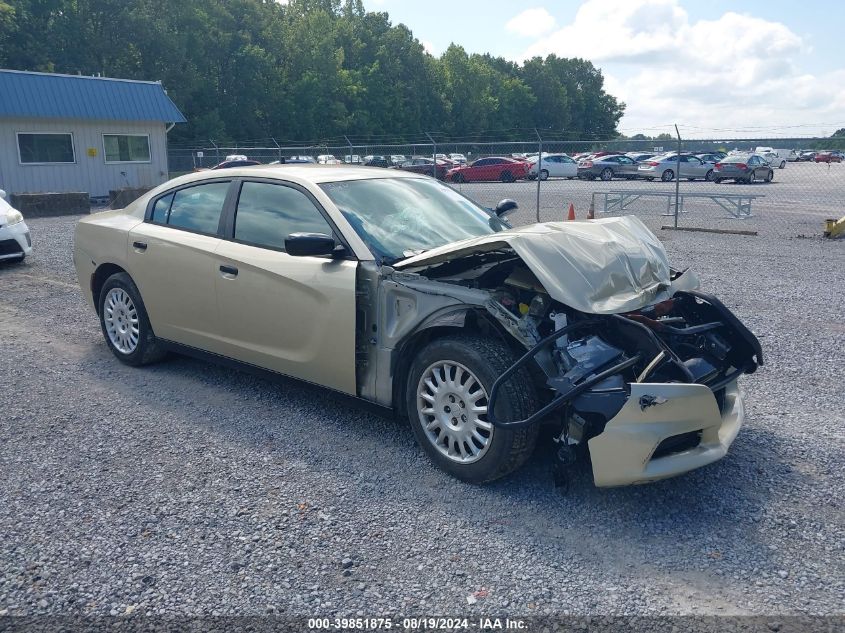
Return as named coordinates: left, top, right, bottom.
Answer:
left=559, top=156, right=578, bottom=178
left=127, top=179, right=233, bottom=352
left=213, top=179, right=357, bottom=394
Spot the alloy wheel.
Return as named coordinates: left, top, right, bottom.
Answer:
left=104, top=288, right=140, bottom=354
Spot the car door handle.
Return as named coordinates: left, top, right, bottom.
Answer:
left=219, top=264, right=238, bottom=277
left=132, top=241, right=147, bottom=251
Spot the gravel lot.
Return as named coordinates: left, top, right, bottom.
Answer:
left=0, top=202, right=843, bottom=618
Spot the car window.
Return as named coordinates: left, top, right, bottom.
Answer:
left=166, top=181, right=229, bottom=235
left=234, top=181, right=333, bottom=251
left=151, top=192, right=174, bottom=224
left=618, top=156, right=633, bottom=164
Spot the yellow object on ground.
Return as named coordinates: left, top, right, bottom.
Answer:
left=824, top=216, right=845, bottom=238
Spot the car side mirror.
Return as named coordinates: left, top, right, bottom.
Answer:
left=494, top=199, right=519, bottom=218
left=285, top=232, right=337, bottom=257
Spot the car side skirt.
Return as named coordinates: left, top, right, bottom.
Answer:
left=158, top=339, right=394, bottom=419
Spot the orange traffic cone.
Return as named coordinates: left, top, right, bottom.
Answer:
left=587, top=200, right=595, bottom=220
left=566, top=203, right=576, bottom=221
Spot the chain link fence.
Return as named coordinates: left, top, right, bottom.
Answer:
left=168, top=135, right=845, bottom=239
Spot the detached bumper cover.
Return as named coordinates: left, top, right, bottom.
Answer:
left=589, top=380, right=743, bottom=487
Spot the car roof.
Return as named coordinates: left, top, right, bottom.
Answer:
left=171, top=164, right=425, bottom=187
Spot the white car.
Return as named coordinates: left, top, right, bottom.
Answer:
left=448, top=153, right=467, bottom=164
left=0, top=190, right=32, bottom=263
left=527, top=154, right=578, bottom=180
left=317, top=154, right=342, bottom=165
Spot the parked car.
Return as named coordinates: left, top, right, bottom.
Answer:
left=448, top=153, right=467, bottom=165
left=637, top=154, right=714, bottom=182
left=713, top=154, right=774, bottom=183
left=344, top=155, right=362, bottom=164
left=290, top=155, right=317, bottom=163
left=395, top=157, right=450, bottom=180
left=0, top=190, right=32, bottom=263
left=390, top=155, right=407, bottom=164
left=364, top=155, right=393, bottom=168
left=527, top=154, right=578, bottom=180
left=797, top=151, right=817, bottom=162
left=626, top=152, right=656, bottom=163
left=210, top=159, right=261, bottom=170
left=446, top=157, right=529, bottom=183
left=814, top=151, right=844, bottom=163
left=73, top=166, right=762, bottom=486
left=695, top=153, right=723, bottom=165
left=578, top=154, right=641, bottom=181
left=317, top=155, right=342, bottom=165
left=759, top=151, right=787, bottom=169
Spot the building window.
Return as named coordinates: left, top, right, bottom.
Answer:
left=103, top=134, right=151, bottom=163
left=17, top=133, right=75, bottom=164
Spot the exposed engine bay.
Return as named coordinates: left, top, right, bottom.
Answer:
left=382, top=248, right=762, bottom=479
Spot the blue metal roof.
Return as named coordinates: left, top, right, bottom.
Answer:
left=0, top=69, right=187, bottom=123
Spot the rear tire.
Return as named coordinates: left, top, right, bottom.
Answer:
left=661, top=169, right=674, bottom=182
left=406, top=335, right=539, bottom=484
left=600, top=167, right=613, bottom=181
left=98, top=272, right=167, bottom=366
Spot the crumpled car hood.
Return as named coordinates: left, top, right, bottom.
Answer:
left=394, top=216, right=673, bottom=314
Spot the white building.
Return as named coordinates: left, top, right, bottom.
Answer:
left=0, top=69, right=186, bottom=198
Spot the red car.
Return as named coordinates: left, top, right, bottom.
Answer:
left=814, top=151, right=843, bottom=163
left=446, top=157, right=529, bottom=183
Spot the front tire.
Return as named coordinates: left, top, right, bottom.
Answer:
left=539, top=169, right=549, bottom=181
left=406, top=335, right=539, bottom=484
left=98, top=272, right=167, bottom=366
left=500, top=171, right=515, bottom=183
left=451, top=173, right=465, bottom=184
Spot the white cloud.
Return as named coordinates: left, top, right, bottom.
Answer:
left=506, top=8, right=557, bottom=38
left=516, top=0, right=845, bottom=136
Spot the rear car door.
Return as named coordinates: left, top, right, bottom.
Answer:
left=213, top=179, right=357, bottom=394
left=128, top=179, right=233, bottom=352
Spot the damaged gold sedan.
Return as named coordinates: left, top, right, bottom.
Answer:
left=73, top=167, right=762, bottom=487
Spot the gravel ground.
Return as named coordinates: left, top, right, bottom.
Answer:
left=0, top=212, right=843, bottom=619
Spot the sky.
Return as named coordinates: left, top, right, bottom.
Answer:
left=362, top=0, right=845, bottom=138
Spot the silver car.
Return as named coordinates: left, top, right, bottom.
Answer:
left=638, top=154, right=715, bottom=182
left=577, top=154, right=641, bottom=180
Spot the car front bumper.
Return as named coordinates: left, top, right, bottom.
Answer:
left=588, top=380, right=743, bottom=487
left=0, top=220, right=32, bottom=260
